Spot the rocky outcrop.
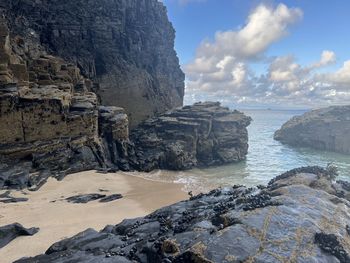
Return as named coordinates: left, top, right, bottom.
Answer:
left=129, top=102, right=251, bottom=171
left=16, top=166, right=350, bottom=263
left=275, top=106, right=350, bottom=154
left=0, top=223, right=39, bottom=249
left=1, top=0, right=185, bottom=127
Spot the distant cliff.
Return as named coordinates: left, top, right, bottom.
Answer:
left=275, top=106, right=350, bottom=154
left=1, top=0, right=184, bottom=127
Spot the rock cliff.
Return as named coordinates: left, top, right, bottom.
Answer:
left=275, top=106, right=350, bottom=154
left=1, top=0, right=185, bottom=127
left=130, top=102, right=251, bottom=171
left=16, top=166, right=350, bottom=263
left=0, top=17, right=108, bottom=189
left=0, top=2, right=251, bottom=190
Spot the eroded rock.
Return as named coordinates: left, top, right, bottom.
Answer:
left=16, top=167, right=350, bottom=263
left=130, top=102, right=251, bottom=171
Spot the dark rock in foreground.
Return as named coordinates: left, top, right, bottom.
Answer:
left=275, top=105, right=350, bottom=154
left=0, top=223, right=39, bottom=249
left=130, top=102, right=251, bottom=171
left=16, top=167, right=350, bottom=263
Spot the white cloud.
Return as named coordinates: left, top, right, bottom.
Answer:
left=325, top=60, right=350, bottom=84
left=310, top=50, right=336, bottom=69
left=184, top=3, right=350, bottom=108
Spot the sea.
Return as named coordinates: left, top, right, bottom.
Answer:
left=132, top=109, right=350, bottom=193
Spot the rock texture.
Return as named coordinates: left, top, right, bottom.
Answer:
left=1, top=0, right=185, bottom=127
left=275, top=106, right=350, bottom=154
left=0, top=17, right=111, bottom=189
left=16, top=167, right=350, bottom=263
left=129, top=102, right=251, bottom=171
left=65, top=193, right=123, bottom=204
left=0, top=223, right=39, bottom=249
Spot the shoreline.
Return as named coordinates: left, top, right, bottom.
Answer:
left=0, top=171, right=188, bottom=263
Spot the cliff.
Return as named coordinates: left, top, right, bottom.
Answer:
left=275, top=106, right=350, bottom=154
left=16, top=166, right=350, bottom=263
left=0, top=1, right=251, bottom=190
left=0, top=0, right=185, bottom=127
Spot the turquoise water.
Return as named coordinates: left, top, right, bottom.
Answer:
left=134, top=109, right=350, bottom=192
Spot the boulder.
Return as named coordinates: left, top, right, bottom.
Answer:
left=16, top=166, right=350, bottom=263
left=275, top=106, right=350, bottom=154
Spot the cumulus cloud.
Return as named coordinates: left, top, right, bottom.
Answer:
left=185, top=4, right=303, bottom=103
left=184, top=3, right=350, bottom=108
left=325, top=60, right=350, bottom=84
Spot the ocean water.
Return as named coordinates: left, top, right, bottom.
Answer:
left=132, top=109, right=350, bottom=193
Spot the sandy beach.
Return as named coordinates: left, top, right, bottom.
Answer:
left=0, top=171, right=187, bottom=263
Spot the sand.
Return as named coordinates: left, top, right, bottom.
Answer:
left=0, top=171, right=187, bottom=263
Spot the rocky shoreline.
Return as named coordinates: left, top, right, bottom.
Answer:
left=275, top=105, right=350, bottom=154
left=13, top=166, right=350, bottom=263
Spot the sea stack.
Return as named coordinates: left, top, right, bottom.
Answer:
left=129, top=102, right=252, bottom=171
left=275, top=106, right=350, bottom=154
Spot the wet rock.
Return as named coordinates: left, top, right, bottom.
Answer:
left=66, top=194, right=107, bottom=204
left=275, top=105, right=350, bottom=154
left=16, top=167, right=350, bottom=263
left=0, top=223, right=39, bottom=248
left=65, top=193, right=123, bottom=204
left=99, top=194, right=123, bottom=203
left=314, top=233, right=350, bottom=263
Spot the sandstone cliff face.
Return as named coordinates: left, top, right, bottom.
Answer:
left=1, top=0, right=185, bottom=127
left=17, top=167, right=350, bottom=263
left=130, top=102, right=251, bottom=171
left=0, top=18, right=107, bottom=189
left=275, top=106, right=350, bottom=154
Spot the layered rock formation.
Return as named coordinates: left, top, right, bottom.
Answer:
left=16, top=166, right=350, bottom=263
left=275, top=106, right=350, bottom=154
left=1, top=0, right=185, bottom=127
left=0, top=18, right=126, bottom=189
left=0, top=2, right=251, bottom=190
left=130, top=102, right=251, bottom=171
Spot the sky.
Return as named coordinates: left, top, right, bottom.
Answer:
left=161, top=0, right=350, bottom=109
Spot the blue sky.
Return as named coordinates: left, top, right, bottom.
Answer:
left=161, top=0, right=350, bottom=109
